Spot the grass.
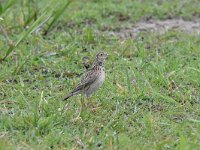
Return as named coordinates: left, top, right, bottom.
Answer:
left=0, top=0, right=200, bottom=149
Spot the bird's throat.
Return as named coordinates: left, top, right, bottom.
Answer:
left=93, top=61, right=104, bottom=67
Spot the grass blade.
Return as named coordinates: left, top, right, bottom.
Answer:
left=1, top=12, right=51, bottom=61
left=0, top=0, right=16, bottom=14
left=152, top=91, right=178, bottom=104
left=43, top=0, right=72, bottom=35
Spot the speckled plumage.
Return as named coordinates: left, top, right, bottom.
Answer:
left=63, top=51, right=107, bottom=100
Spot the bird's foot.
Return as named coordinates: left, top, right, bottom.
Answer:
left=91, top=105, right=101, bottom=112
left=86, top=102, right=101, bottom=112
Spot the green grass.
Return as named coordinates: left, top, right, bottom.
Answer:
left=0, top=0, right=200, bottom=149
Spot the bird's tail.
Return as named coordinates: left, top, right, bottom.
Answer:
left=62, top=93, right=73, bottom=101
left=62, top=89, right=82, bottom=101
left=62, top=84, right=84, bottom=101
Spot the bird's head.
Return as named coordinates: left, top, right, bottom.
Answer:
left=96, top=51, right=107, bottom=63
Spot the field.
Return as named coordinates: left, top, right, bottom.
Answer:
left=0, top=0, right=200, bottom=149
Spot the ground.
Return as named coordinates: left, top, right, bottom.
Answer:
left=0, top=0, right=200, bottom=149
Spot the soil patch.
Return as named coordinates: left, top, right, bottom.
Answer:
left=108, top=19, right=200, bottom=39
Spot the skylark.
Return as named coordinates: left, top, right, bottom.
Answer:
left=63, top=51, right=107, bottom=100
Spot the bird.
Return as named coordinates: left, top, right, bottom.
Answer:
left=62, top=51, right=107, bottom=101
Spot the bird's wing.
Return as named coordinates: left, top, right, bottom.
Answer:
left=70, top=68, right=98, bottom=93
left=80, top=68, right=99, bottom=87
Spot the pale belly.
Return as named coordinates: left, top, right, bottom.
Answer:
left=85, top=70, right=105, bottom=97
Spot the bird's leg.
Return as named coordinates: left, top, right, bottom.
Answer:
left=87, top=97, right=94, bottom=107
left=87, top=97, right=92, bottom=105
left=80, top=96, right=85, bottom=107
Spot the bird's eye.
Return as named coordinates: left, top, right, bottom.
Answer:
left=100, top=53, right=103, bottom=56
